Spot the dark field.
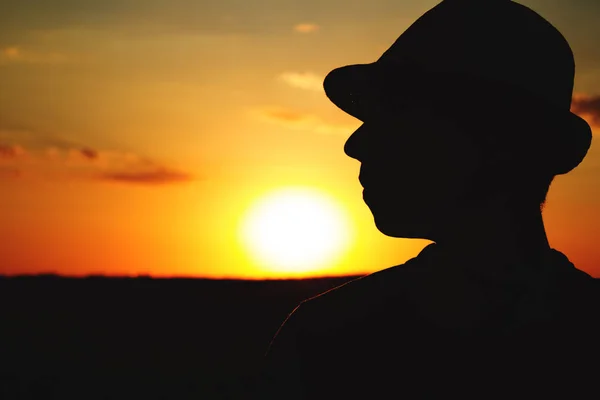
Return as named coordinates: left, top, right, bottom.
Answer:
left=0, top=275, right=360, bottom=399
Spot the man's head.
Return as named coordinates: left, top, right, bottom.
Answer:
left=344, top=100, right=556, bottom=240
left=325, top=0, right=591, bottom=241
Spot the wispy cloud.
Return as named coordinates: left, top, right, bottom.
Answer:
left=278, top=71, right=324, bottom=92
left=0, top=144, right=26, bottom=159
left=0, top=45, right=72, bottom=65
left=293, top=23, right=320, bottom=33
left=0, top=144, right=26, bottom=178
left=2, top=46, right=20, bottom=60
left=0, top=129, right=195, bottom=184
left=80, top=147, right=99, bottom=160
left=100, top=168, right=192, bottom=185
left=572, top=94, right=600, bottom=128
left=252, top=106, right=355, bottom=136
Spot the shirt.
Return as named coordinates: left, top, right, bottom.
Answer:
left=257, top=244, right=600, bottom=399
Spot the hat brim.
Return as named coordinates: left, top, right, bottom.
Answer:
left=323, top=62, right=592, bottom=175
left=323, top=63, right=412, bottom=122
left=561, top=112, right=593, bottom=174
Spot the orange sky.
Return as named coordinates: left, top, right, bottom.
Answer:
left=1, top=0, right=600, bottom=279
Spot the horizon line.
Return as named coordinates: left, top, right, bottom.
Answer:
left=0, top=272, right=365, bottom=281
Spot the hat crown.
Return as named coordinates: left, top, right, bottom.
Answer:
left=378, top=0, right=575, bottom=110
left=322, top=0, right=593, bottom=175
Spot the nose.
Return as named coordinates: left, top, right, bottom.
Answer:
left=344, top=123, right=367, bottom=161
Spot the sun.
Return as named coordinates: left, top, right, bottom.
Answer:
left=239, top=187, right=353, bottom=275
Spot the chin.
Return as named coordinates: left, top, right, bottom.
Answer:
left=372, top=213, right=429, bottom=239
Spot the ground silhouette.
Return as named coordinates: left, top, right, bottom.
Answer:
left=260, top=1, right=600, bottom=398
left=0, top=274, right=358, bottom=399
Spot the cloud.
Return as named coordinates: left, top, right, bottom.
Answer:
left=0, top=131, right=194, bottom=185
left=2, top=46, right=20, bottom=60
left=0, top=144, right=26, bottom=159
left=0, top=126, right=86, bottom=152
left=253, top=107, right=355, bottom=136
left=0, top=45, right=71, bottom=65
left=278, top=72, right=324, bottom=92
left=572, top=94, right=600, bottom=128
left=293, top=23, right=320, bottom=33
left=80, top=147, right=99, bottom=160
left=100, top=168, right=193, bottom=185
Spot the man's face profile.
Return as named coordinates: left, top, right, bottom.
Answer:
left=345, top=106, right=483, bottom=240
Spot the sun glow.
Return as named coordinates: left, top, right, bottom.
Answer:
left=239, top=187, right=353, bottom=275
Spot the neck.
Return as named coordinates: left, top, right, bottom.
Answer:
left=433, top=198, right=551, bottom=280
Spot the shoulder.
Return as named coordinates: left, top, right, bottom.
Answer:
left=292, top=250, right=430, bottom=336
left=265, top=243, right=436, bottom=359
left=261, top=249, right=436, bottom=396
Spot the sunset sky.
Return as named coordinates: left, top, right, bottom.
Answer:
left=1, top=0, right=600, bottom=279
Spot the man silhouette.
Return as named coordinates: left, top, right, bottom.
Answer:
left=258, top=0, right=599, bottom=398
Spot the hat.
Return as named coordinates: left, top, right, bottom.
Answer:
left=323, top=0, right=592, bottom=175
